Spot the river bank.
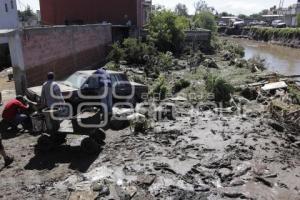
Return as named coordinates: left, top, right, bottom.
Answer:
left=224, top=37, right=300, bottom=78
left=219, top=27, right=300, bottom=49
left=248, top=27, right=300, bottom=48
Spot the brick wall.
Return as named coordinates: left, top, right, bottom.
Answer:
left=40, top=0, right=139, bottom=27
left=20, top=24, right=112, bottom=87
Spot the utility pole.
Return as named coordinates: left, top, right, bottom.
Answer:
left=278, top=0, right=284, bottom=20
left=279, top=0, right=284, bottom=10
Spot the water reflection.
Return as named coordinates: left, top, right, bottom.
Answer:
left=230, top=38, right=300, bottom=76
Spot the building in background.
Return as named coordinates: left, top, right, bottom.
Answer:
left=279, top=0, right=300, bottom=27
left=39, top=0, right=152, bottom=32
left=0, top=0, right=18, bottom=68
left=0, top=0, right=18, bottom=43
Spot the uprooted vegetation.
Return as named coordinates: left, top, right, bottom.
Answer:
left=150, top=75, right=169, bottom=100
left=205, top=74, right=234, bottom=103
left=173, top=78, right=191, bottom=94
left=232, top=55, right=266, bottom=72
left=219, top=39, right=245, bottom=58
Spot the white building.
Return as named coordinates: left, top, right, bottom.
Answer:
left=279, top=0, right=300, bottom=27
left=0, top=0, right=18, bottom=43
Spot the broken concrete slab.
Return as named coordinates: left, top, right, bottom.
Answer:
left=261, top=81, right=287, bottom=91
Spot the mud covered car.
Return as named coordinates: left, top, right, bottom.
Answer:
left=25, top=70, right=148, bottom=108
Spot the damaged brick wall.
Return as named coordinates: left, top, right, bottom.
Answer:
left=21, top=24, right=112, bottom=87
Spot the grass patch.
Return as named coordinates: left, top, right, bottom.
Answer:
left=250, top=27, right=300, bottom=41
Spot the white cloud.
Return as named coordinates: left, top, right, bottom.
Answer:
left=152, top=0, right=298, bottom=15
left=20, top=0, right=298, bottom=15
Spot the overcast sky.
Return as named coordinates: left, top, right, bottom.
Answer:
left=20, top=0, right=298, bottom=15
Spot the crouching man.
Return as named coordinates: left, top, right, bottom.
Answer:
left=1, top=95, right=30, bottom=131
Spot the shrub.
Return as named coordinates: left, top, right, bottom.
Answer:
left=205, top=74, right=234, bottom=103
left=150, top=75, right=168, bottom=100
left=205, top=73, right=218, bottom=92
left=157, top=51, right=174, bottom=71
left=222, top=40, right=245, bottom=57
left=250, top=27, right=300, bottom=40
left=173, top=79, right=191, bottom=93
left=241, top=87, right=258, bottom=100
left=193, top=11, right=217, bottom=33
left=104, top=61, right=120, bottom=71
left=248, top=55, right=266, bottom=71
left=148, top=10, right=188, bottom=53
left=132, top=75, right=144, bottom=84
left=213, top=79, right=234, bottom=103
left=107, top=38, right=157, bottom=66
left=122, top=38, right=156, bottom=65
left=107, top=42, right=124, bottom=65
left=235, top=58, right=248, bottom=68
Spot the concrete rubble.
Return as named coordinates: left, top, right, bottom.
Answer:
left=29, top=97, right=298, bottom=200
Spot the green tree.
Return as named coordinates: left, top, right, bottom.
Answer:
left=238, top=14, right=248, bottom=19
left=249, top=13, right=262, bottom=20
left=220, top=12, right=233, bottom=17
left=148, top=10, right=188, bottom=53
left=175, top=3, right=188, bottom=17
left=107, top=42, right=124, bottom=65
left=259, top=9, right=269, bottom=15
left=193, top=11, right=217, bottom=33
left=205, top=74, right=234, bottom=103
left=297, top=14, right=300, bottom=27
left=194, top=0, right=208, bottom=14
left=122, top=38, right=156, bottom=64
left=18, top=6, right=36, bottom=22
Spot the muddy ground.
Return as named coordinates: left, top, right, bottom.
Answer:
left=0, top=62, right=300, bottom=200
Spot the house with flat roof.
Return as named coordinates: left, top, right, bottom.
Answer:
left=280, top=1, right=300, bottom=27
left=0, top=0, right=18, bottom=43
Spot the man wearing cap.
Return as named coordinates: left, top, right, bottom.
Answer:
left=41, top=72, right=65, bottom=109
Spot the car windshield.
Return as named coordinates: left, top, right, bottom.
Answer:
left=63, top=72, right=88, bottom=89
left=110, top=73, right=129, bottom=84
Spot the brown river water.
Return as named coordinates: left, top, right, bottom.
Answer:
left=230, top=38, right=300, bottom=77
